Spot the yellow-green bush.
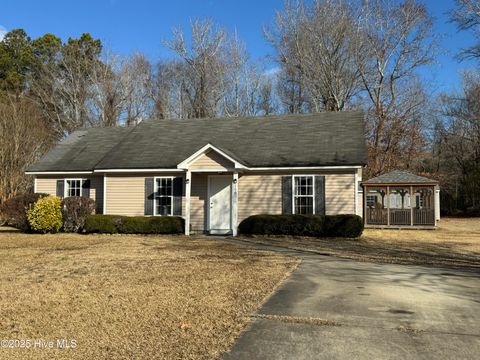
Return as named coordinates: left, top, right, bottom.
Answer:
left=27, top=196, right=63, bottom=233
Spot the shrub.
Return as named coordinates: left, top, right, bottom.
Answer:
left=62, top=197, right=96, bottom=232
left=323, top=214, right=364, bottom=238
left=117, top=216, right=184, bottom=234
left=238, top=214, right=363, bottom=238
left=0, top=193, right=48, bottom=230
left=26, top=196, right=63, bottom=234
left=84, top=215, right=123, bottom=234
left=84, top=215, right=184, bottom=234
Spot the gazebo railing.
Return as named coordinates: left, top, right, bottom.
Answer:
left=365, top=208, right=435, bottom=226
left=366, top=208, right=388, bottom=225
left=413, top=209, right=435, bottom=225
left=390, top=209, right=411, bottom=225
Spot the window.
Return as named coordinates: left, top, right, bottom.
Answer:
left=416, top=194, right=424, bottom=209
left=366, top=195, right=376, bottom=207
left=293, top=176, right=314, bottom=214
left=65, top=179, right=82, bottom=197
left=155, top=177, right=173, bottom=216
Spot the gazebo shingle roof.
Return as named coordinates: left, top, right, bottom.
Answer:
left=363, top=170, right=438, bottom=185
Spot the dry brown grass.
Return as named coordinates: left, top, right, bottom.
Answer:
left=0, top=229, right=298, bottom=360
left=363, top=217, right=480, bottom=253
left=241, top=218, right=480, bottom=269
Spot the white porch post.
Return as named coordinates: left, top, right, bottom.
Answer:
left=103, top=174, right=107, bottom=215
left=354, top=170, right=358, bottom=216
left=232, top=172, right=239, bottom=236
left=185, top=170, right=191, bottom=236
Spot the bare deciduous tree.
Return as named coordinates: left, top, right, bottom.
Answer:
left=434, top=71, right=480, bottom=211
left=266, top=0, right=361, bottom=112
left=355, top=0, right=437, bottom=176
left=163, top=19, right=229, bottom=118
left=0, top=95, right=52, bottom=202
left=89, top=51, right=124, bottom=127
left=450, top=0, right=480, bottom=61
left=120, top=53, right=154, bottom=125
left=31, top=34, right=103, bottom=135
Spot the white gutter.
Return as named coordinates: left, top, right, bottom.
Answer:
left=25, top=171, right=94, bottom=175
left=94, top=168, right=186, bottom=173
left=93, top=165, right=363, bottom=173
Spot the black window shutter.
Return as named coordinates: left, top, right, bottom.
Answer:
left=56, top=180, right=64, bottom=198
left=81, top=179, right=91, bottom=198
left=314, top=176, right=326, bottom=215
left=145, top=178, right=154, bottom=215
left=282, top=176, right=292, bottom=214
left=172, top=177, right=183, bottom=216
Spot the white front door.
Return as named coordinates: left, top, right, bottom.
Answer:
left=208, top=175, right=232, bottom=234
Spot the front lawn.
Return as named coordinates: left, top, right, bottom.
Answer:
left=0, top=229, right=298, bottom=359
left=239, top=218, right=480, bottom=269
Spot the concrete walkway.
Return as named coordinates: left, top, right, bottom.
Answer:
left=222, top=239, right=480, bottom=360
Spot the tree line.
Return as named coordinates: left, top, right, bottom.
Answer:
left=0, top=0, right=478, bottom=215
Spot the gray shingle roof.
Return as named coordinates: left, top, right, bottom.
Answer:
left=28, top=111, right=367, bottom=172
left=27, top=127, right=132, bottom=172
left=363, top=170, right=438, bottom=184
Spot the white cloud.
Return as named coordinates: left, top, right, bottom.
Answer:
left=264, top=66, right=281, bottom=77
left=0, top=25, right=7, bottom=41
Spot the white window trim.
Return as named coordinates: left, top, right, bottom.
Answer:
left=64, top=178, right=83, bottom=198
left=292, top=175, right=315, bottom=215
left=153, top=176, right=174, bottom=216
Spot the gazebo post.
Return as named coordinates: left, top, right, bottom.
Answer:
left=386, top=186, right=390, bottom=226
left=410, top=185, right=414, bottom=226
left=364, top=185, right=368, bottom=226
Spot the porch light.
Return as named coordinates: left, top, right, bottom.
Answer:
left=233, top=178, right=238, bottom=184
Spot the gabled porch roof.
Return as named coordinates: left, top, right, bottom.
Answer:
left=177, top=143, right=247, bottom=170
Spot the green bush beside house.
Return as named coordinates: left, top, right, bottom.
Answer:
left=238, top=214, right=363, bottom=238
left=84, top=214, right=184, bottom=234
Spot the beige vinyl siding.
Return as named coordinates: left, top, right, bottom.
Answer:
left=35, top=177, right=57, bottom=195
left=237, top=171, right=355, bottom=222
left=190, top=173, right=208, bottom=232
left=106, top=175, right=144, bottom=216
left=238, top=174, right=283, bottom=223
left=105, top=173, right=185, bottom=217
left=189, top=150, right=234, bottom=170
left=35, top=175, right=104, bottom=212
left=325, top=173, right=355, bottom=215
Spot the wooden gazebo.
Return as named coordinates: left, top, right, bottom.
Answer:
left=362, top=170, right=440, bottom=228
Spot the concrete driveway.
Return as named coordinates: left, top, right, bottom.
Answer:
left=223, top=242, right=480, bottom=359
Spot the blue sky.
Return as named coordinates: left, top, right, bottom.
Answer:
left=0, top=0, right=477, bottom=93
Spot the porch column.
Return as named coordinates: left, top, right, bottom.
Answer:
left=232, top=171, right=239, bottom=236
left=185, top=170, right=191, bottom=236
left=354, top=170, right=359, bottom=216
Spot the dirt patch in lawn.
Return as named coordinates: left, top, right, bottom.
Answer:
left=239, top=218, right=480, bottom=270
left=0, top=230, right=298, bottom=360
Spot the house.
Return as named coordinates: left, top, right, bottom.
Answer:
left=362, top=170, right=440, bottom=228
left=26, top=112, right=368, bottom=235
